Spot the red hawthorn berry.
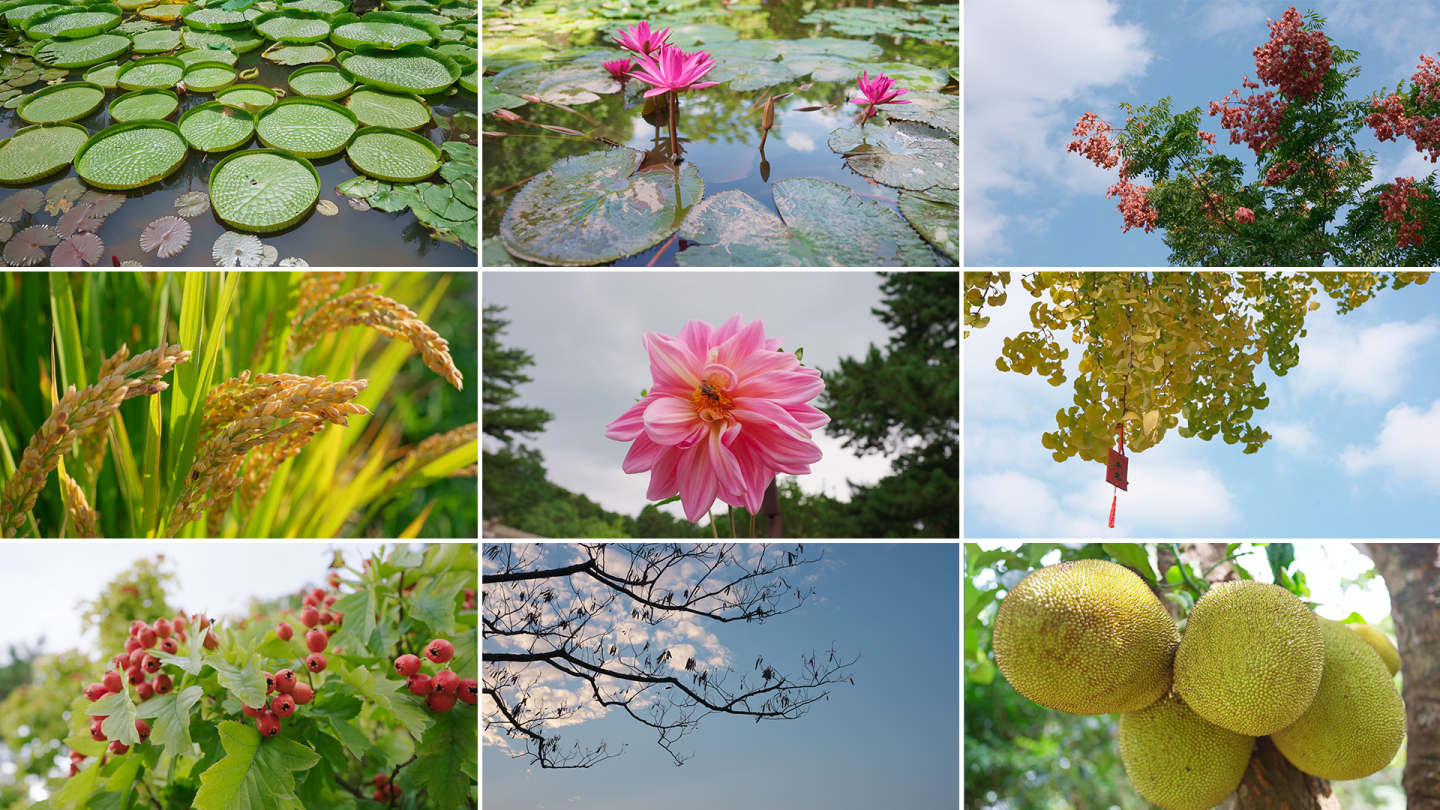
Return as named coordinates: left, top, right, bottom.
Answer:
left=371, top=789, right=387, bottom=802
left=332, top=613, right=344, bottom=627
left=160, top=638, right=179, bottom=654
left=327, top=573, right=341, bottom=588
left=305, top=628, right=328, bottom=653
left=203, top=631, right=218, bottom=650
left=406, top=673, right=433, bottom=696
left=319, top=612, right=334, bottom=626
left=300, top=607, right=320, bottom=628
left=242, top=702, right=262, bottom=718
left=310, top=587, right=325, bottom=603
left=112, top=652, right=129, bottom=670
left=196, top=615, right=210, bottom=631
left=109, top=740, right=128, bottom=755
left=262, top=671, right=276, bottom=694
left=274, top=669, right=297, bottom=693
left=426, top=692, right=457, bottom=713
left=393, top=654, right=421, bottom=677
left=154, top=618, right=173, bottom=638
left=138, top=628, right=157, bottom=649
left=371, top=774, right=389, bottom=787
left=290, top=682, right=314, bottom=705
left=135, top=719, right=150, bottom=742
left=431, top=670, right=460, bottom=697
left=305, top=653, right=327, bottom=673
left=302, top=594, right=319, bottom=608
left=141, top=655, right=161, bottom=675
left=129, top=620, right=146, bottom=638
left=135, top=682, right=154, bottom=701
left=129, top=648, right=147, bottom=668
left=177, top=630, right=187, bottom=643
left=458, top=678, right=479, bottom=704
left=172, top=615, right=188, bottom=632
left=126, top=666, right=145, bottom=686
left=153, top=674, right=173, bottom=695
left=90, top=719, right=107, bottom=742
left=271, top=694, right=295, bottom=718
left=257, top=710, right=281, bottom=738
left=124, top=637, right=141, bottom=655
left=323, top=594, right=336, bottom=607
left=84, top=682, right=108, bottom=701
left=465, top=588, right=475, bottom=600
left=69, top=750, right=85, bottom=763
left=102, top=670, right=123, bottom=693
left=425, top=639, right=454, bottom=664
left=276, top=622, right=294, bottom=641
left=68, top=763, right=79, bottom=777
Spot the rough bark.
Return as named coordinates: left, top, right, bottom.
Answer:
left=1357, top=543, right=1440, bottom=810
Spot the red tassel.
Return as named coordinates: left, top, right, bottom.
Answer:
left=1108, top=491, right=1117, bottom=528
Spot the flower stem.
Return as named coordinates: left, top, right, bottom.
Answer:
left=668, top=90, right=678, bottom=160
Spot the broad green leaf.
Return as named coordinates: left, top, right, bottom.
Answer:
left=93, top=690, right=140, bottom=745
left=75, top=121, right=188, bottom=190
left=178, top=101, right=254, bottom=151
left=344, top=87, right=429, bottom=129
left=411, top=705, right=476, bottom=808
left=331, top=586, right=377, bottom=644
left=252, top=8, right=332, bottom=43
left=898, top=186, right=957, bottom=262
left=329, top=10, right=439, bottom=50
left=22, top=5, right=122, bottom=39
left=109, top=88, right=180, bottom=122
left=337, top=43, right=459, bottom=94
left=183, top=62, right=237, bottom=91
left=183, top=27, right=265, bottom=53
left=0, top=123, right=86, bottom=183
left=766, top=36, right=882, bottom=60
left=48, top=751, right=103, bottom=810
left=338, top=663, right=431, bottom=738
left=215, top=83, right=277, bottom=108
left=209, top=149, right=320, bottom=232
left=800, top=5, right=957, bottom=41
left=255, top=96, right=357, bottom=158
left=116, top=56, right=184, bottom=90
left=878, top=89, right=958, bottom=136
left=34, top=33, right=131, bottom=68
left=17, top=82, right=106, bottom=124
left=204, top=652, right=268, bottom=710
left=345, top=126, right=440, bottom=182
left=305, top=694, right=371, bottom=758
left=704, top=57, right=795, bottom=92
left=192, top=721, right=320, bottom=810
left=176, top=46, right=239, bottom=66
left=479, top=74, right=527, bottom=114
left=490, top=60, right=615, bottom=105
left=260, top=41, right=336, bottom=65
left=828, top=121, right=958, bottom=192
left=407, top=577, right=455, bottom=637
left=135, top=685, right=204, bottom=759
left=131, top=28, right=183, bottom=53
left=287, top=64, right=353, bottom=99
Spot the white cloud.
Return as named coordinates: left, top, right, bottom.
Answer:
left=1266, top=420, right=1318, bottom=456
left=965, top=0, right=1153, bottom=261
left=1341, top=400, right=1440, bottom=490
left=1289, top=315, right=1437, bottom=403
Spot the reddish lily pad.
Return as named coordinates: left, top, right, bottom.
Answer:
left=50, top=232, right=104, bottom=266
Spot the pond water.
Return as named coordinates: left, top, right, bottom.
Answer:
left=0, top=0, right=477, bottom=267
left=482, top=0, right=958, bottom=266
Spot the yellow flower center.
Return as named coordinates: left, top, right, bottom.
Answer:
left=692, top=379, right=731, bottom=421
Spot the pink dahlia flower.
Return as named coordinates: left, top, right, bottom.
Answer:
left=628, top=43, right=719, bottom=97
left=605, top=315, right=829, bottom=523
left=613, top=21, right=671, bottom=57
left=603, top=58, right=633, bottom=80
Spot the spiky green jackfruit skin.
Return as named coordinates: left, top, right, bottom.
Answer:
left=1119, top=687, right=1254, bottom=810
left=1271, top=618, right=1407, bottom=781
left=1348, top=623, right=1401, bottom=676
left=1174, top=581, right=1323, bottom=736
left=992, top=559, right=1179, bottom=715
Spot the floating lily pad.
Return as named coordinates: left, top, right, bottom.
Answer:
left=44, top=176, right=85, bottom=215
left=174, top=189, right=209, bottom=216
left=480, top=74, right=526, bottom=114
left=212, top=229, right=263, bottom=265
left=139, top=214, right=189, bottom=257
left=500, top=146, right=704, bottom=266
left=658, top=22, right=734, bottom=47
left=108, top=88, right=179, bottom=121
left=874, top=89, right=956, bottom=137
left=130, top=27, right=182, bottom=53
left=178, top=100, right=254, bottom=150
left=181, top=5, right=253, bottom=30
left=778, top=54, right=862, bottom=83
left=209, top=148, right=319, bottom=232
left=116, top=56, right=183, bottom=89
left=22, top=4, right=122, bottom=40
left=897, top=186, right=957, bottom=263
left=253, top=8, right=333, bottom=43
left=704, top=57, right=795, bottom=92
left=181, top=60, right=236, bottom=91
left=215, top=82, right=276, bottom=108
left=766, top=37, right=882, bottom=61
left=261, top=40, right=334, bottom=65
left=183, top=27, right=264, bottom=53
left=50, top=231, right=103, bottom=265
left=330, top=10, right=438, bottom=49
left=335, top=175, right=377, bottom=197
left=800, top=6, right=958, bottom=42
left=287, top=63, right=352, bottom=98
left=78, top=189, right=124, bottom=215
left=17, top=81, right=104, bottom=123
left=0, top=188, right=44, bottom=221
left=337, top=43, right=459, bottom=95
left=83, top=59, right=122, bottom=87
left=4, top=3, right=62, bottom=25
left=828, top=121, right=958, bottom=192
left=34, top=33, right=131, bottom=68
left=852, top=61, right=951, bottom=92
left=345, top=125, right=440, bottom=181
left=139, top=3, right=187, bottom=21
left=315, top=198, right=337, bottom=215
left=175, top=47, right=238, bottom=66
left=255, top=95, right=356, bottom=157
left=703, top=41, right=779, bottom=62
left=676, top=177, right=935, bottom=266
left=491, top=59, right=613, bottom=105
left=343, top=86, right=428, bottom=128
left=280, top=0, right=346, bottom=13
left=74, top=120, right=188, bottom=189
left=434, top=42, right=476, bottom=65
left=457, top=62, right=476, bottom=93
left=481, top=235, right=537, bottom=266
left=0, top=123, right=87, bottom=183
left=4, top=224, right=59, bottom=265
left=54, top=202, right=96, bottom=237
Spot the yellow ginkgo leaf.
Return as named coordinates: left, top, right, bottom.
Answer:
left=1143, top=409, right=1159, bottom=436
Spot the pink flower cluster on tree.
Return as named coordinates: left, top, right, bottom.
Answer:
left=1068, top=112, right=1158, bottom=232
left=1253, top=7, right=1333, bottom=102
left=1366, top=53, right=1440, bottom=163
left=1236, top=207, right=1256, bottom=224
left=1378, top=177, right=1429, bottom=247
left=1209, top=77, right=1289, bottom=155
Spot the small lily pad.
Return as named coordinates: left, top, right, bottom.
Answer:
left=898, top=186, right=957, bottom=262
left=778, top=54, right=861, bottom=83
left=315, top=199, right=337, bottom=215
left=0, top=188, right=44, bottom=222
left=491, top=60, right=613, bottom=105
left=174, top=190, right=210, bottom=216
left=51, top=231, right=104, bottom=265
left=335, top=175, right=378, bottom=197
left=287, top=64, right=353, bottom=99
left=109, top=88, right=179, bottom=121
left=827, top=121, right=958, bottom=192
left=874, top=89, right=957, bottom=137
left=480, top=74, right=526, bottom=114
left=705, top=57, right=795, bottom=92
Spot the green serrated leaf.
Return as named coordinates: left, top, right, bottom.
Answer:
left=137, top=685, right=204, bottom=759
left=338, top=663, right=431, bottom=738
left=331, top=586, right=377, bottom=648
left=412, top=705, right=476, bottom=807
left=93, top=690, right=140, bottom=745
left=407, top=579, right=455, bottom=638
left=192, top=720, right=321, bottom=810
left=205, top=652, right=268, bottom=710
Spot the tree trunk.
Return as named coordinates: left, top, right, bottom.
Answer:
left=1357, top=543, right=1440, bottom=810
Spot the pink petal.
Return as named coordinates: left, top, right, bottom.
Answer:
left=643, top=397, right=705, bottom=446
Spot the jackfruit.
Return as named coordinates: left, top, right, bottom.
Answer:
left=1174, top=580, right=1323, bottom=736
left=992, top=559, right=1179, bottom=715
left=1271, top=618, right=1407, bottom=780
left=1348, top=622, right=1401, bottom=676
left=1119, top=686, right=1254, bottom=810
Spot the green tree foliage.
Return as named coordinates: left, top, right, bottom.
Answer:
left=79, top=556, right=176, bottom=656
left=821, top=271, right=958, bottom=537
left=0, top=650, right=95, bottom=783
left=482, top=304, right=554, bottom=446
left=964, top=271, right=1430, bottom=464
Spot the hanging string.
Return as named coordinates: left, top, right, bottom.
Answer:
left=1108, top=275, right=1138, bottom=530
left=1108, top=427, right=1124, bottom=529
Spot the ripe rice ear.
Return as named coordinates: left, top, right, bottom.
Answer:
left=289, top=283, right=463, bottom=391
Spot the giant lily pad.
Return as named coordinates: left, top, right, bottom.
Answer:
left=874, top=89, right=957, bottom=137
left=34, top=33, right=130, bottom=67
left=253, top=8, right=333, bottom=43
left=138, top=2, right=186, bottom=21
left=778, top=54, right=862, bottom=83
left=255, top=96, right=357, bottom=158
left=83, top=59, right=123, bottom=87
left=898, top=186, right=956, bottom=262
left=22, top=4, right=122, bottom=39
left=209, top=148, right=319, bottom=232
left=345, top=125, right=440, bottom=181
left=330, top=10, right=438, bottom=49
left=178, top=100, right=253, bottom=150
left=180, top=4, right=254, bottom=30
left=261, top=41, right=335, bottom=65
left=337, top=43, right=459, bottom=95
left=799, top=6, right=958, bottom=42
left=287, top=63, right=353, bottom=98
left=0, top=123, right=87, bottom=183
left=215, top=83, right=276, bottom=108
left=500, top=146, right=703, bottom=266
left=703, top=41, right=779, bottom=62
left=281, top=0, right=347, bottom=13
left=3, top=2, right=63, bottom=25
left=343, top=87, right=428, bottom=128
left=175, top=46, right=238, bottom=66
left=116, top=56, right=183, bottom=90
left=130, top=27, right=182, bottom=52
left=183, top=27, right=264, bottom=53
left=74, top=120, right=188, bottom=189
left=705, top=57, right=795, bottom=92
left=457, top=62, right=477, bottom=93
left=108, top=88, right=179, bottom=121
left=181, top=61, right=237, bottom=92
left=491, top=59, right=613, bottom=105
left=827, top=121, right=958, bottom=192
left=676, top=177, right=936, bottom=266
left=16, top=81, right=104, bottom=123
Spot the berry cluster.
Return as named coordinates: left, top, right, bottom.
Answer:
left=241, top=665, right=316, bottom=739
left=371, top=773, right=401, bottom=803
left=394, top=638, right=478, bottom=713
left=462, top=588, right=476, bottom=611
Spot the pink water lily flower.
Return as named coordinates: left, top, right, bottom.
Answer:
left=613, top=20, right=671, bottom=57
left=603, top=57, right=633, bottom=80
left=628, top=43, right=720, bottom=97
left=850, top=70, right=912, bottom=124
left=605, top=315, right=829, bottom=523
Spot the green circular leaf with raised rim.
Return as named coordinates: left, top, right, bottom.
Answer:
left=287, top=64, right=353, bottom=99
left=181, top=60, right=236, bottom=91
left=329, top=10, right=438, bottom=50
left=827, top=121, right=958, bottom=192
left=22, top=4, right=122, bottom=39
left=898, top=186, right=957, bottom=262
left=74, top=120, right=188, bottom=189
left=280, top=0, right=346, bottom=12
left=253, top=8, right=333, bottom=43
left=108, top=88, right=179, bottom=121
left=83, top=59, right=123, bottom=88
left=130, top=27, right=181, bottom=53
left=116, top=56, right=183, bottom=90
left=4, top=3, right=63, bottom=25
left=208, top=148, right=319, bottom=232
left=254, top=95, right=356, bottom=158
left=182, top=27, right=264, bottom=53
left=138, top=2, right=186, bottom=21
left=343, top=87, right=428, bottom=129
left=215, top=83, right=276, bottom=108
left=175, top=47, right=237, bottom=67
left=180, top=4, right=253, bottom=30
left=261, top=40, right=334, bottom=65
left=34, top=33, right=131, bottom=68
left=0, top=123, right=87, bottom=183
left=337, top=43, right=459, bottom=95
left=345, top=125, right=440, bottom=182
left=177, top=100, right=253, bottom=151
left=16, top=80, right=104, bottom=123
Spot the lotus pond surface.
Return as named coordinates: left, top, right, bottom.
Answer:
left=482, top=0, right=958, bottom=266
left=0, top=0, right=477, bottom=266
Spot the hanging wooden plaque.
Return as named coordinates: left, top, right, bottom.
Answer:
left=1106, top=446, right=1129, bottom=491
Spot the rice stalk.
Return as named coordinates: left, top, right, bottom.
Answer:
left=60, top=472, right=100, bottom=538
left=289, top=283, right=464, bottom=390
left=387, top=422, right=479, bottom=486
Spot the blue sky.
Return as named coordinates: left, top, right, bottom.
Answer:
left=964, top=273, right=1440, bottom=538
left=965, top=0, right=1440, bottom=265
left=482, top=543, right=960, bottom=810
